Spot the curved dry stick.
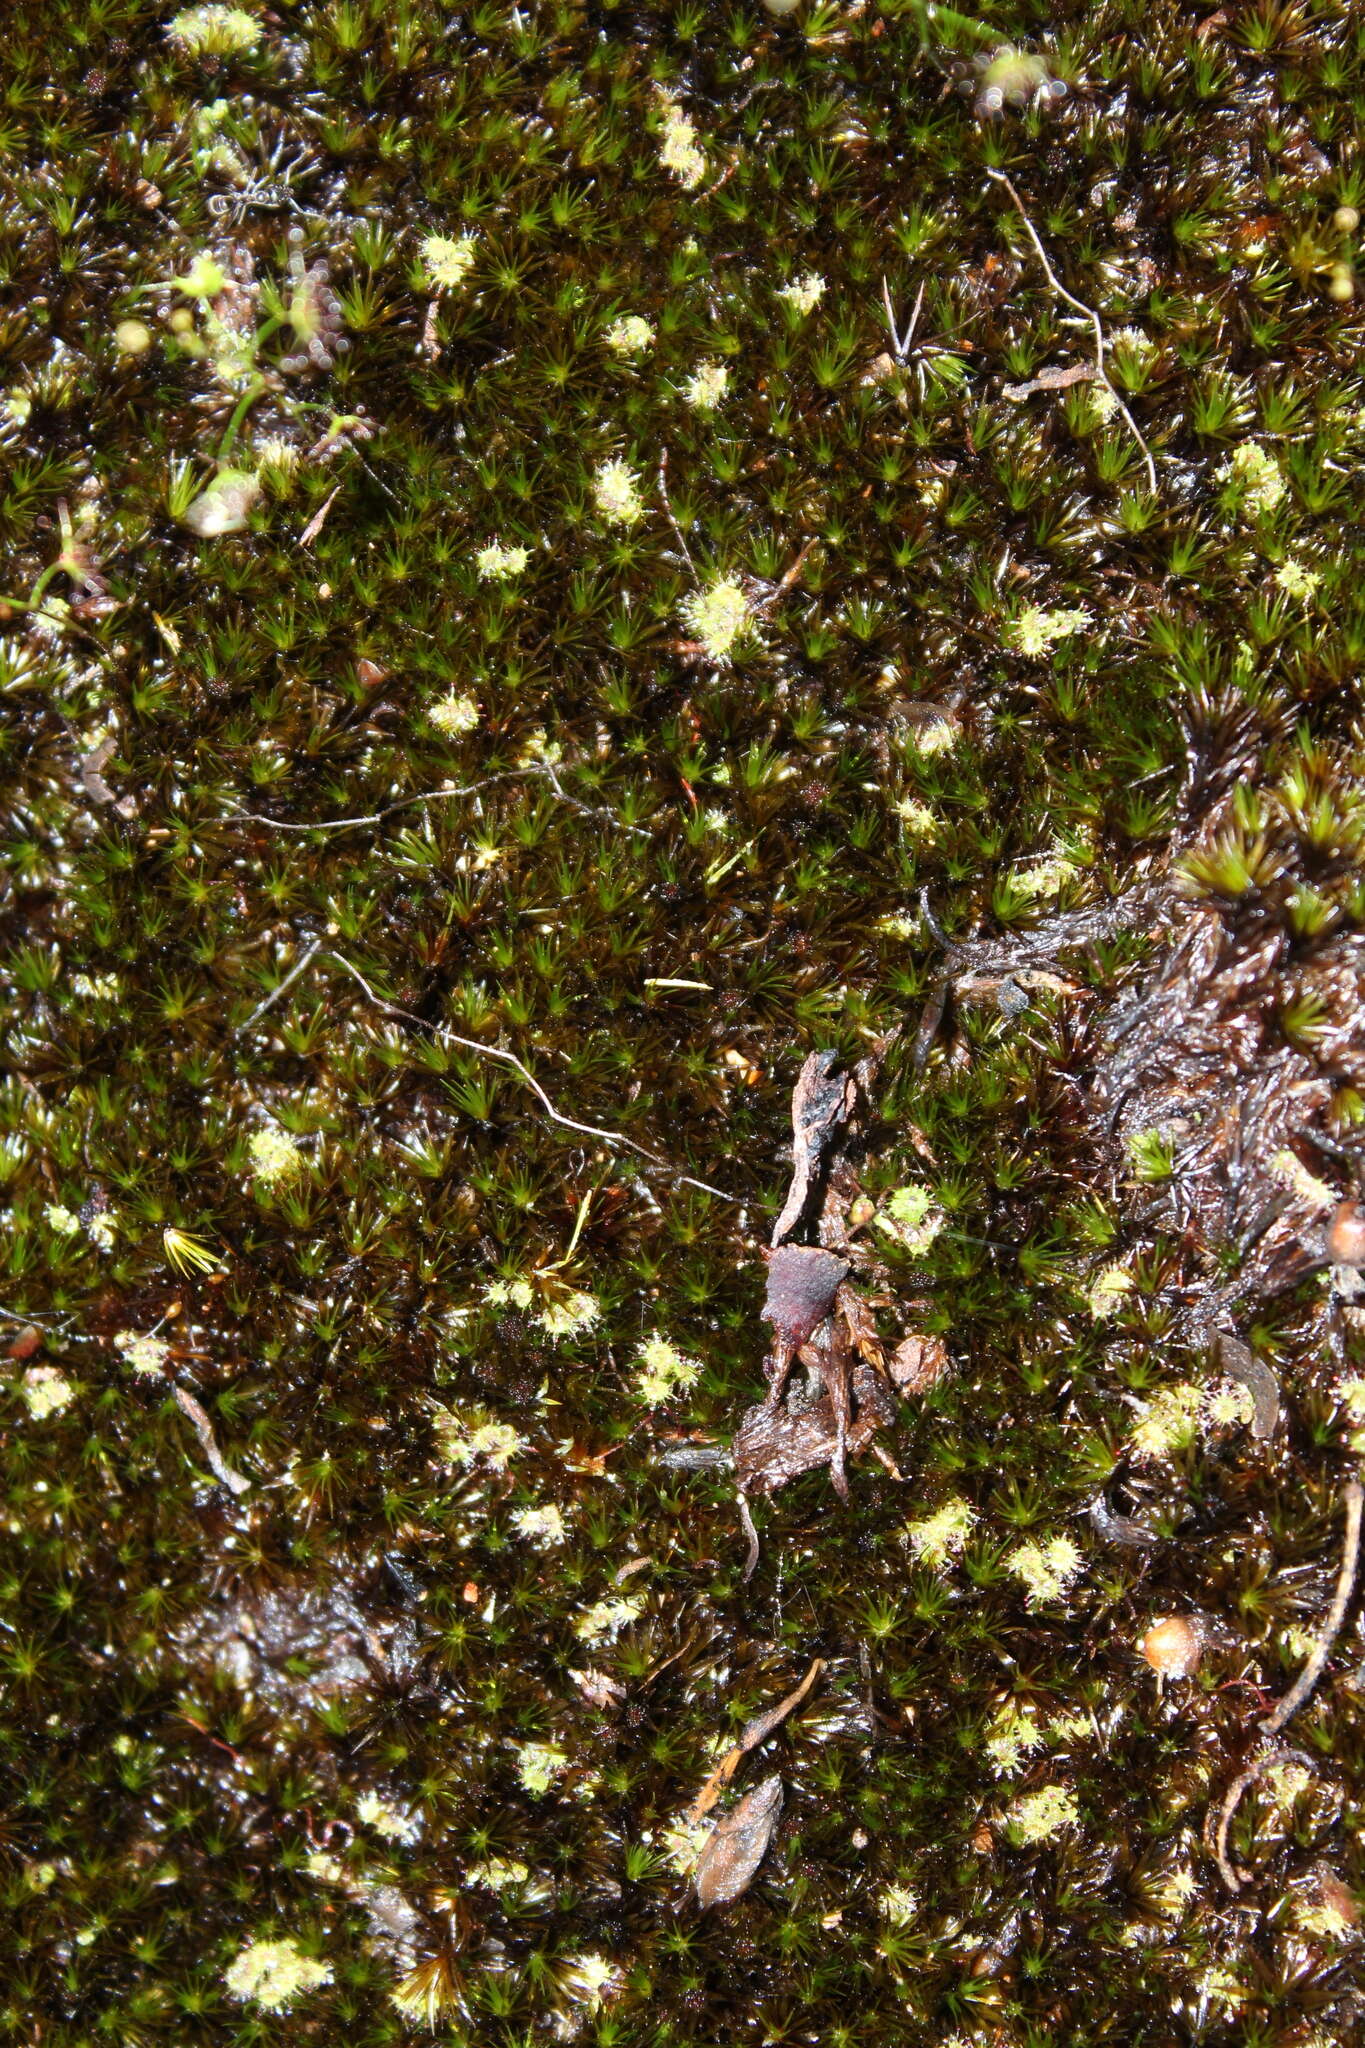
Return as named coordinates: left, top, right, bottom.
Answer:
left=219, top=767, right=572, bottom=836
left=1211, top=1477, right=1363, bottom=1890
left=325, top=950, right=739, bottom=1204
left=986, top=168, right=1158, bottom=497
left=1210, top=1745, right=1294, bottom=1894
left=236, top=936, right=323, bottom=1034
left=223, top=758, right=653, bottom=840
left=687, top=1658, right=823, bottom=1822
left=171, top=1383, right=250, bottom=1496
left=1261, top=1478, right=1362, bottom=1738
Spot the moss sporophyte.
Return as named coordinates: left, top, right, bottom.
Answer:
left=8, top=1, right=1365, bottom=2037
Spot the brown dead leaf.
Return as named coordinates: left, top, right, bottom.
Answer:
left=693, top=1774, right=784, bottom=1910
left=770, top=1050, right=857, bottom=1247
left=1213, top=1330, right=1279, bottom=1441
left=889, top=1332, right=948, bottom=1393
left=571, top=1666, right=626, bottom=1709
left=79, top=738, right=138, bottom=819
left=1001, top=362, right=1095, bottom=402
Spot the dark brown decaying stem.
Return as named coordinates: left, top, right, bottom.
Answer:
left=1210, top=1478, right=1363, bottom=1890
left=235, top=935, right=323, bottom=1033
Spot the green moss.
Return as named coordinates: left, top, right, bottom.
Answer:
left=3, top=0, right=1365, bottom=2039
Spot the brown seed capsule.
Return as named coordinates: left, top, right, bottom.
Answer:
left=1326, top=1201, right=1365, bottom=1267
left=1139, top=1615, right=1205, bottom=1680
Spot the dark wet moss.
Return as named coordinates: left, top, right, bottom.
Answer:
left=3, top=0, right=1365, bottom=2041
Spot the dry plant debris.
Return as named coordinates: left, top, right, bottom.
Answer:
left=733, top=1046, right=941, bottom=1570
left=693, top=1774, right=785, bottom=1912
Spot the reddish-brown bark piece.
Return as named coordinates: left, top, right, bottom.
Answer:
left=693, top=1774, right=784, bottom=1909
left=760, top=1243, right=849, bottom=1412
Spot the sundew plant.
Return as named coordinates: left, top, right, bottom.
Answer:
left=3, top=1, right=1365, bottom=2043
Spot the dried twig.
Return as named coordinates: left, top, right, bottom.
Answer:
left=657, top=448, right=697, bottom=575
left=750, top=537, right=817, bottom=618
left=986, top=168, right=1158, bottom=496
left=220, top=759, right=652, bottom=840
left=1210, top=1477, right=1363, bottom=1890
left=324, top=949, right=739, bottom=1204
left=218, top=768, right=566, bottom=835
left=170, top=1382, right=251, bottom=1496
left=1260, top=1476, right=1363, bottom=1739
left=236, top=936, right=323, bottom=1034
left=531, top=755, right=652, bottom=838
left=880, top=275, right=924, bottom=363
left=738, top=1490, right=761, bottom=1581
left=688, top=1657, right=823, bottom=1821
left=1210, top=1746, right=1295, bottom=1893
